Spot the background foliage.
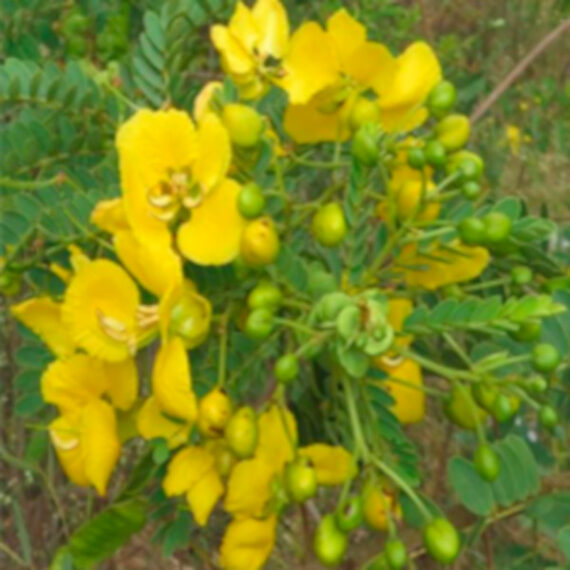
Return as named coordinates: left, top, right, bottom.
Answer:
left=1, top=0, right=569, bottom=568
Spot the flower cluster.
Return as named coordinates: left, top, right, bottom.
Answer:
left=12, top=1, right=547, bottom=568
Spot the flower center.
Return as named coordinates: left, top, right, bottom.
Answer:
left=146, top=168, right=203, bottom=222
left=97, top=310, right=137, bottom=355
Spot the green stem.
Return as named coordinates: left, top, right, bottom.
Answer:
left=476, top=353, right=531, bottom=372
left=342, top=375, right=369, bottom=462
left=372, top=457, right=432, bottom=522
left=274, top=317, right=317, bottom=337
left=0, top=175, right=60, bottom=190
left=443, top=332, right=473, bottom=369
left=463, top=277, right=511, bottom=292
left=396, top=347, right=479, bottom=382
left=217, top=309, right=231, bottom=388
left=290, top=153, right=348, bottom=170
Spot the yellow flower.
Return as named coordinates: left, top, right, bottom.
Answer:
left=162, top=445, right=224, bottom=526
left=117, top=108, right=246, bottom=266
left=387, top=297, right=414, bottom=349
left=49, top=398, right=120, bottom=495
left=152, top=337, right=197, bottom=422
left=505, top=125, right=522, bottom=156
left=136, top=396, right=191, bottom=449
left=42, top=354, right=138, bottom=413
left=298, top=444, right=356, bottom=485
left=282, top=9, right=441, bottom=142
left=374, top=356, right=425, bottom=424
left=11, top=297, right=75, bottom=358
left=220, top=515, right=277, bottom=570
left=62, top=259, right=145, bottom=361
left=255, top=404, right=296, bottom=470
left=398, top=239, right=490, bottom=290
left=211, top=0, right=289, bottom=99
left=282, top=9, right=394, bottom=142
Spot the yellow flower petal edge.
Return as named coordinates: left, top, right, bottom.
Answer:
left=62, top=259, right=140, bottom=361
left=11, top=297, right=75, bottom=358
left=220, top=515, right=277, bottom=570
left=152, top=337, right=198, bottom=422
left=49, top=413, right=89, bottom=487
left=90, top=198, right=130, bottom=234
left=102, top=358, right=138, bottom=412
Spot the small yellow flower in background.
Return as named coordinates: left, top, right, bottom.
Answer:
left=505, top=125, right=522, bottom=156
left=117, top=108, right=246, bottom=266
left=210, top=0, right=289, bottom=100
left=398, top=239, right=490, bottom=290
left=49, top=399, right=120, bottom=495
left=220, top=515, right=277, bottom=570
left=11, top=297, right=75, bottom=358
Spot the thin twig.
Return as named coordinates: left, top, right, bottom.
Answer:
left=471, top=19, right=570, bottom=123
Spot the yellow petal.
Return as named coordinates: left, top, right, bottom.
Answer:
left=82, top=399, right=120, bottom=495
left=194, top=81, right=224, bottom=122
left=220, top=515, right=277, bottom=570
left=252, top=0, right=289, bottom=59
left=345, top=42, right=395, bottom=90
left=158, top=280, right=212, bottom=347
left=388, top=298, right=414, bottom=349
left=117, top=108, right=197, bottom=246
left=228, top=2, right=260, bottom=55
left=136, top=396, right=191, bottom=449
left=380, top=105, right=429, bottom=133
left=377, top=358, right=425, bottom=424
left=284, top=93, right=351, bottom=144
left=299, top=444, right=356, bottom=485
left=49, top=413, right=89, bottom=487
left=163, top=445, right=215, bottom=496
left=62, top=259, right=139, bottom=361
left=326, top=9, right=366, bottom=68
left=11, top=297, right=75, bottom=358
left=224, top=457, right=275, bottom=518
left=378, top=42, right=441, bottom=110
left=255, top=405, right=296, bottom=470
left=42, top=354, right=108, bottom=413
left=211, top=24, right=256, bottom=77
left=102, top=358, right=138, bottom=411
left=399, top=240, right=490, bottom=290
left=187, top=467, right=224, bottom=526
left=152, top=337, right=197, bottom=422
left=90, top=198, right=130, bottom=234
left=193, top=113, right=232, bottom=192
left=177, top=178, right=246, bottom=266
left=68, top=245, right=91, bottom=273
left=280, top=22, right=339, bottom=105
left=114, top=230, right=183, bottom=297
